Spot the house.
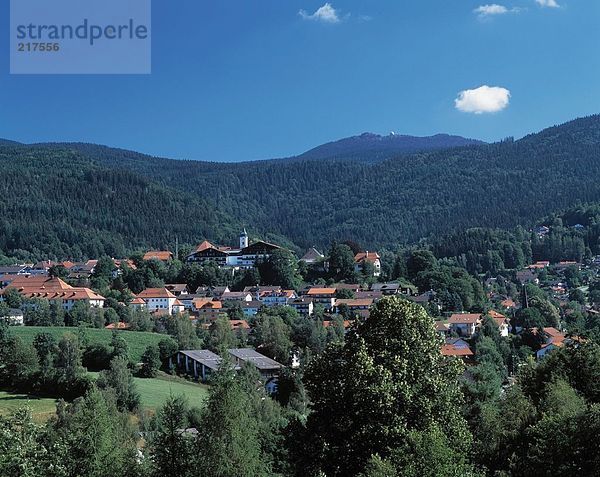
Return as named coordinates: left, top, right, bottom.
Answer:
left=173, top=348, right=284, bottom=392
left=300, top=248, right=325, bottom=264
left=143, top=251, right=174, bottom=262
left=0, top=265, right=31, bottom=276
left=130, top=297, right=146, bottom=310
left=370, top=283, right=402, bottom=296
left=536, top=342, right=564, bottom=359
left=221, top=291, right=253, bottom=302
left=528, top=261, right=550, bottom=270
left=229, top=320, right=250, bottom=332
left=487, top=310, right=510, bottom=337
left=333, top=283, right=362, bottom=293
left=441, top=338, right=474, bottom=361
left=243, top=285, right=281, bottom=300
left=191, top=299, right=223, bottom=321
left=259, top=290, right=297, bottom=307
left=241, top=300, right=263, bottom=317
left=334, top=298, right=373, bottom=319
left=448, top=313, right=481, bottom=338
left=0, top=308, right=24, bottom=326
left=409, top=290, right=436, bottom=304
left=136, top=288, right=184, bottom=315
left=211, top=286, right=231, bottom=299
left=354, top=252, right=381, bottom=277
left=228, top=348, right=284, bottom=390
left=302, top=287, right=337, bottom=311
left=165, top=284, right=189, bottom=296
left=186, top=230, right=283, bottom=270
left=289, top=298, right=314, bottom=316
left=534, top=327, right=579, bottom=360
left=517, top=269, right=539, bottom=284
left=1, top=276, right=105, bottom=311
left=555, top=261, right=579, bottom=272
left=174, top=349, right=223, bottom=381
left=355, top=290, right=383, bottom=300
left=434, top=321, right=450, bottom=338
left=500, top=297, right=517, bottom=309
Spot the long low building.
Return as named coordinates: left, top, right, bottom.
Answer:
left=173, top=348, right=285, bottom=392
left=0, top=276, right=105, bottom=310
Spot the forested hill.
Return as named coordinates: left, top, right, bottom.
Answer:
left=296, top=132, right=485, bottom=162
left=0, top=146, right=240, bottom=260
left=63, top=114, right=600, bottom=250
left=2, top=114, right=600, bottom=258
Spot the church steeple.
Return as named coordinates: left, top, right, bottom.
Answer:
left=240, top=228, right=249, bottom=249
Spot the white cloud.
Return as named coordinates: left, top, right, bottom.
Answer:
left=475, top=4, right=509, bottom=16
left=299, top=3, right=341, bottom=23
left=455, top=85, right=511, bottom=114
left=474, top=4, right=522, bottom=19
left=535, top=0, right=559, bottom=7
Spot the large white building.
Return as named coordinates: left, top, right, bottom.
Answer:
left=186, top=230, right=282, bottom=270
left=136, top=287, right=185, bottom=315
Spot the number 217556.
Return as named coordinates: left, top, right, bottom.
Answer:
left=17, top=43, right=60, bottom=52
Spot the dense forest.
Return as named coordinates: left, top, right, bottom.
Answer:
left=0, top=147, right=239, bottom=261
left=2, top=114, right=600, bottom=260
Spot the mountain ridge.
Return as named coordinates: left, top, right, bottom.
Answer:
left=1, top=114, right=600, bottom=258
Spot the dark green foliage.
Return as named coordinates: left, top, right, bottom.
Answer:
left=149, top=394, right=195, bottom=477
left=195, top=365, right=269, bottom=477
left=140, top=344, right=161, bottom=378
left=297, top=297, right=471, bottom=476
left=97, top=356, right=140, bottom=412
left=0, top=145, right=237, bottom=260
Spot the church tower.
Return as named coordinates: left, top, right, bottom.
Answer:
left=240, top=228, right=249, bottom=249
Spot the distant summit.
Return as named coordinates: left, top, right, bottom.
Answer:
left=296, top=132, right=485, bottom=163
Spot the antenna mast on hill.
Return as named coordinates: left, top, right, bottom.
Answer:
left=175, top=236, right=179, bottom=260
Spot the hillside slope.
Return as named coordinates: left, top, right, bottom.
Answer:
left=2, top=115, right=600, bottom=257
left=74, top=115, right=600, bottom=250
left=296, top=132, right=485, bottom=162
left=0, top=146, right=239, bottom=260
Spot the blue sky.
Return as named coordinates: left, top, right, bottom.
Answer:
left=0, top=0, right=598, bottom=161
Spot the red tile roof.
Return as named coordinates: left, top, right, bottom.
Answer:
left=137, top=287, right=176, bottom=299
left=449, top=313, right=481, bottom=324
left=194, top=241, right=215, bottom=253
left=354, top=252, right=380, bottom=263
left=143, top=251, right=173, bottom=261
left=441, top=344, right=474, bottom=357
left=306, top=287, right=336, bottom=295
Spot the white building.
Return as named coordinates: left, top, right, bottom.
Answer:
left=136, top=288, right=185, bottom=315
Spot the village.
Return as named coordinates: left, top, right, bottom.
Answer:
left=1, top=226, right=596, bottom=391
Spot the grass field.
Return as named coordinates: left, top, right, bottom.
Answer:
left=0, top=391, right=57, bottom=421
left=0, top=375, right=208, bottom=421
left=134, top=374, right=209, bottom=411
left=11, top=326, right=168, bottom=362
left=88, top=371, right=209, bottom=412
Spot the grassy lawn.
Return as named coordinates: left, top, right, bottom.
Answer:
left=0, top=391, right=57, bottom=421
left=0, top=374, right=208, bottom=422
left=88, top=371, right=209, bottom=412
left=134, top=374, right=209, bottom=411
left=11, top=326, right=168, bottom=362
